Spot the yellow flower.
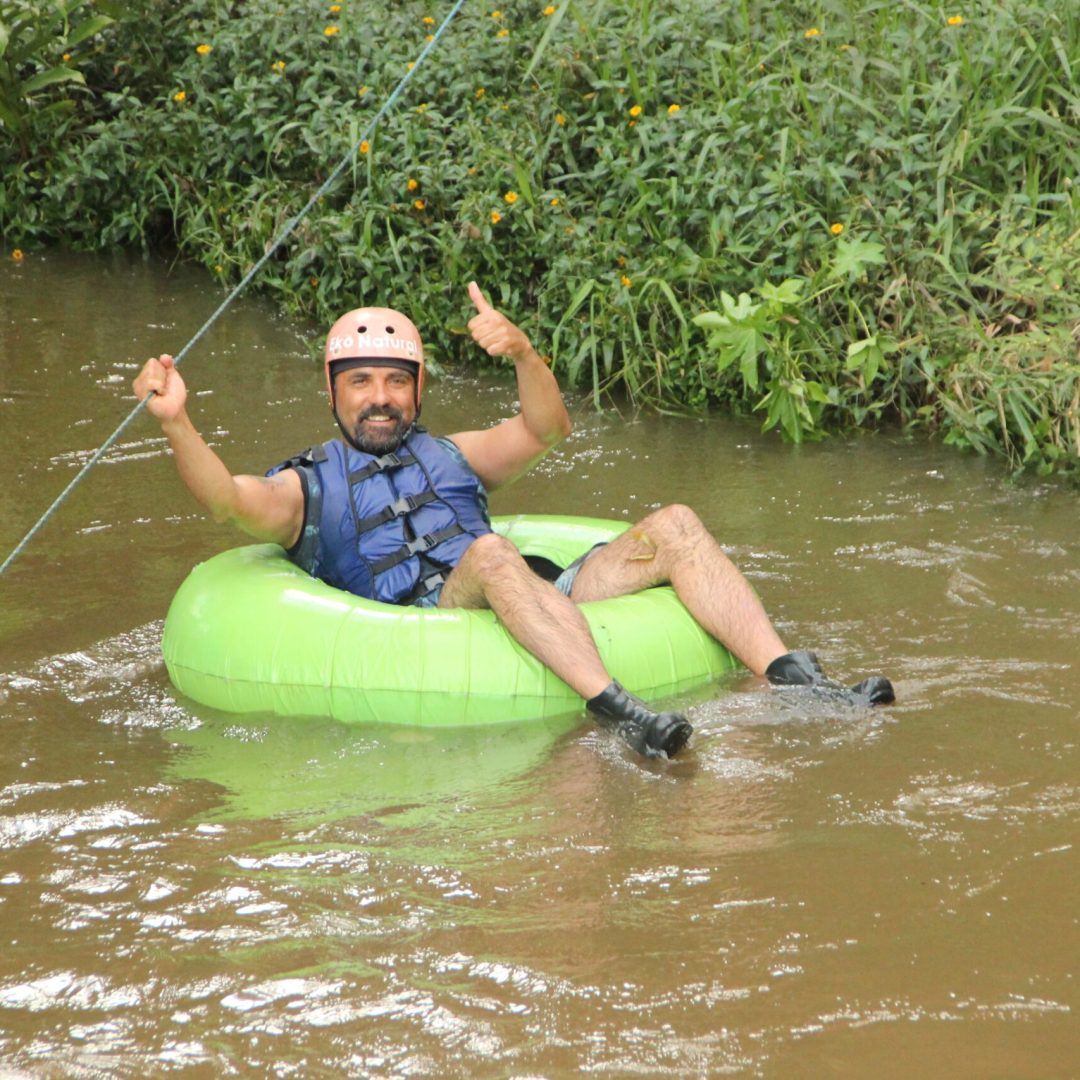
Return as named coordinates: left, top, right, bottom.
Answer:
left=62, top=52, right=71, bottom=62
left=422, top=15, right=435, bottom=24
left=272, top=60, right=286, bottom=72
left=416, top=102, right=428, bottom=112
left=549, top=197, right=560, bottom=206
left=310, top=276, right=320, bottom=287
left=490, top=210, right=502, bottom=224
left=628, top=120, right=636, bottom=128
left=620, top=275, right=632, bottom=287
left=196, top=43, right=212, bottom=55
left=543, top=4, right=556, bottom=14
left=504, top=191, right=518, bottom=204
left=425, top=34, right=434, bottom=41
left=173, top=90, right=186, bottom=102
left=804, top=27, right=820, bottom=37
left=414, top=199, right=426, bottom=210
left=476, top=87, right=486, bottom=98
left=407, top=178, right=419, bottom=191
left=555, top=113, right=566, bottom=125
left=629, top=104, right=642, bottom=117
left=491, top=9, right=503, bottom=16
left=324, top=26, right=339, bottom=36
left=12, top=249, right=24, bottom=263
left=947, top=14, right=964, bottom=25
left=667, top=103, right=680, bottom=114
left=830, top=223, right=845, bottom=235
left=407, top=62, right=414, bottom=70
left=359, top=140, right=369, bottom=154
left=214, top=264, right=223, bottom=273
left=357, top=85, right=368, bottom=96
left=329, top=3, right=341, bottom=11
left=496, top=28, right=509, bottom=37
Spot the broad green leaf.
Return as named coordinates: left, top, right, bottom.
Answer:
left=757, top=277, right=803, bottom=306
left=845, top=336, right=876, bottom=369
left=692, top=311, right=730, bottom=331
left=563, top=277, right=595, bottom=320
left=66, top=14, right=114, bottom=48
left=736, top=327, right=764, bottom=390
left=0, top=96, right=21, bottom=131
left=511, top=158, right=534, bottom=206
left=20, top=66, right=85, bottom=95
left=721, top=290, right=757, bottom=321
left=830, top=236, right=886, bottom=280
left=864, top=347, right=881, bottom=385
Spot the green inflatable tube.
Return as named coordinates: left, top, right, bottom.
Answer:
left=162, top=515, right=739, bottom=727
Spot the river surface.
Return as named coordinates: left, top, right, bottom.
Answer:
left=1, top=251, right=1076, bottom=1078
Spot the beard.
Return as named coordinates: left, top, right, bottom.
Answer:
left=341, top=405, right=412, bottom=455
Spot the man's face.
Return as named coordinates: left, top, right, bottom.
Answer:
left=333, top=365, right=417, bottom=455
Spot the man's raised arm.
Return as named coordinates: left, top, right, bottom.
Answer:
left=133, top=355, right=303, bottom=548
left=449, top=282, right=572, bottom=491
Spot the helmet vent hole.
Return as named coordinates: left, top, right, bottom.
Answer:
left=357, top=324, right=367, bottom=333
left=386, top=325, right=395, bottom=334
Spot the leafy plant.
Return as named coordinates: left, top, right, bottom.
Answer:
left=693, top=236, right=895, bottom=442
left=0, top=0, right=114, bottom=155
left=1, top=0, right=1077, bottom=476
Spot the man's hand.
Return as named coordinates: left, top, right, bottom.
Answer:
left=449, top=281, right=570, bottom=492
left=133, top=354, right=187, bottom=423
left=467, top=281, right=536, bottom=364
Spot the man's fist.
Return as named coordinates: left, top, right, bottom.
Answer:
left=133, top=354, right=187, bottom=422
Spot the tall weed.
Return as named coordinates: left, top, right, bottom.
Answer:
left=1, top=0, right=1077, bottom=475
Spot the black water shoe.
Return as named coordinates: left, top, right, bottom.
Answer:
left=586, top=681, right=693, bottom=759
left=765, top=650, right=895, bottom=707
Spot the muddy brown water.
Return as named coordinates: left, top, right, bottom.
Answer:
left=1, top=251, right=1076, bottom=1077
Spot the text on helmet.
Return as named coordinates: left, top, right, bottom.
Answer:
left=327, top=334, right=419, bottom=357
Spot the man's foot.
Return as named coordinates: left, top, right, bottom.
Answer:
left=765, top=650, right=895, bottom=706
left=586, top=681, right=693, bottom=759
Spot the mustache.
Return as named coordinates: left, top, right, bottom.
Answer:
left=357, top=405, right=406, bottom=422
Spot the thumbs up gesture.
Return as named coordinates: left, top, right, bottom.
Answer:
left=467, top=281, right=534, bottom=364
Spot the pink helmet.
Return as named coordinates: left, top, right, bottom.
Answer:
left=323, top=307, right=425, bottom=405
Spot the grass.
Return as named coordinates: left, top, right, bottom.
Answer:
left=2, top=0, right=1078, bottom=476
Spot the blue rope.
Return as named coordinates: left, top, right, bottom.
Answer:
left=0, top=0, right=469, bottom=580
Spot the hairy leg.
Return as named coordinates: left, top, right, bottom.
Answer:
left=568, top=504, right=787, bottom=675
left=438, top=533, right=611, bottom=699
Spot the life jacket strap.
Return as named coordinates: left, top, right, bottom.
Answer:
left=354, top=491, right=437, bottom=535
left=370, top=523, right=464, bottom=575
left=402, top=568, right=449, bottom=604
left=268, top=443, right=328, bottom=474
left=348, top=450, right=415, bottom=484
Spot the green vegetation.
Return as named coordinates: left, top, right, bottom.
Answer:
left=2, top=0, right=1078, bottom=475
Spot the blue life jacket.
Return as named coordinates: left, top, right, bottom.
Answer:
left=268, top=427, right=491, bottom=604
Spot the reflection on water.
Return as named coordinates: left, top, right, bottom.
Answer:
left=0, top=251, right=1077, bottom=1077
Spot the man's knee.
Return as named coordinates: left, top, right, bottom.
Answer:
left=649, top=503, right=705, bottom=542
left=462, top=532, right=523, bottom=578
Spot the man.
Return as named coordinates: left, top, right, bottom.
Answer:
left=133, top=282, right=893, bottom=759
